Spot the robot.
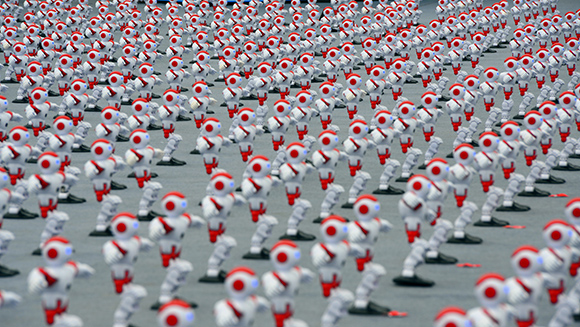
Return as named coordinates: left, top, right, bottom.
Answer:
left=232, top=108, right=263, bottom=162
left=539, top=220, right=575, bottom=305
left=99, top=72, right=134, bottom=109
left=425, top=158, right=453, bottom=221
left=393, top=101, right=421, bottom=154
left=241, top=155, right=281, bottom=223
left=27, top=237, right=94, bottom=325
left=519, top=111, right=546, bottom=167
left=125, top=129, right=164, bottom=189
left=445, top=83, right=466, bottom=132
left=102, top=212, right=154, bottom=293
left=449, top=143, right=477, bottom=207
left=279, top=142, right=314, bottom=206
left=433, top=307, right=469, bottom=327
left=26, top=87, right=58, bottom=137
left=196, top=118, right=230, bottom=174
left=267, top=99, right=296, bottom=151
left=223, top=72, right=246, bottom=120
left=262, top=240, right=314, bottom=327
left=417, top=91, right=444, bottom=141
left=466, top=273, right=513, bottom=326
left=58, top=79, right=98, bottom=126
left=481, top=67, right=500, bottom=112
left=2, top=126, right=33, bottom=187
left=274, top=58, right=295, bottom=100
left=95, top=106, right=130, bottom=145
left=213, top=266, right=270, bottom=327
left=189, top=81, right=216, bottom=131
left=387, top=59, right=408, bottom=100
left=498, top=121, right=522, bottom=179
left=15, top=60, right=54, bottom=104
left=344, top=120, right=375, bottom=177
left=166, top=56, right=191, bottom=92
left=473, top=132, right=504, bottom=193
left=312, top=130, right=347, bottom=190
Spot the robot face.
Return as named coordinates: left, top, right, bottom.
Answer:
left=202, top=118, right=221, bottom=135
left=132, top=99, right=149, bottom=114
left=168, top=6, right=178, bottom=15
left=454, top=144, right=475, bottom=164
left=59, top=54, right=72, bottom=67
left=384, top=33, right=396, bottom=45
left=286, top=142, right=308, bottom=161
left=320, top=215, right=348, bottom=243
left=363, top=38, right=376, bottom=50
left=416, top=25, right=427, bottom=36
left=342, top=43, right=353, bottom=54
left=248, top=155, right=271, bottom=175
left=226, top=73, right=242, bottom=88
left=474, top=273, right=507, bottom=307
left=559, top=92, right=577, bottom=108
left=211, top=172, right=235, bottom=194
left=354, top=195, right=380, bottom=220
left=164, top=89, right=180, bottom=106
left=162, top=192, right=188, bottom=216
left=449, top=84, right=465, bottom=99
left=524, top=111, right=542, bottom=129
left=326, top=48, right=340, bottom=60
left=225, top=267, right=259, bottom=299
left=407, top=174, right=431, bottom=197
left=565, top=11, right=576, bottom=22
left=484, top=68, right=499, bottom=81
left=289, top=33, right=300, bottom=44
left=323, top=7, right=334, bottom=17
left=108, top=72, right=122, bottom=85
left=91, top=139, right=113, bottom=159
left=478, top=132, right=499, bottom=151
left=464, top=76, right=479, bottom=89
left=421, top=91, right=438, bottom=107
left=71, top=32, right=83, bottom=43
left=266, top=36, right=279, bottom=48
left=274, top=15, right=284, bottom=25
left=318, top=130, right=339, bottom=148
left=54, top=116, right=73, bottom=134
left=214, top=11, right=224, bottom=21
left=504, top=57, right=518, bottom=71
left=274, top=99, right=291, bottom=116
left=432, top=42, right=445, bottom=54
left=31, top=87, right=48, bottom=103
left=244, top=41, right=256, bottom=53
left=300, top=54, right=313, bottom=66
left=231, top=8, right=241, bottom=19
left=111, top=213, right=139, bottom=238
left=196, top=32, right=208, bottom=44
left=130, top=129, right=150, bottom=148
left=258, top=63, right=271, bottom=76
left=71, top=79, right=87, bottom=93
left=304, top=29, right=316, bottom=40
left=102, top=107, right=119, bottom=123
left=399, top=101, right=416, bottom=118
left=10, top=126, right=30, bottom=145
left=232, top=24, right=244, bottom=35
left=88, top=49, right=101, bottom=61
left=347, top=74, right=362, bottom=88
left=511, top=246, right=541, bottom=275
left=473, top=33, right=484, bottom=43
left=392, top=59, right=406, bottom=71
left=56, top=22, right=67, bottom=32
left=400, top=29, right=410, bottom=40
left=446, top=16, right=457, bottom=25
left=520, top=55, right=533, bottom=67
left=270, top=240, right=301, bottom=270
left=429, top=19, right=441, bottom=30
left=124, top=45, right=136, bottom=57
left=197, top=50, right=211, bottom=64
left=421, top=48, right=434, bottom=61
left=222, top=46, right=234, bottom=58
left=296, top=91, right=313, bottom=105
left=13, top=43, right=26, bottom=55
left=371, top=66, right=386, bottom=79
left=259, top=19, right=270, bottom=30
left=42, top=236, right=73, bottom=266
left=552, top=15, right=562, bottom=25
left=170, top=57, right=183, bottom=69
left=427, top=158, right=449, bottom=180
left=319, top=82, right=336, bottom=97
left=349, top=120, right=368, bottom=137
left=28, top=61, right=42, bottom=75
left=360, top=16, right=371, bottom=26
left=500, top=121, right=520, bottom=140
left=524, top=24, right=535, bottom=35
left=169, top=35, right=181, bottom=46
left=536, top=49, right=549, bottom=61
left=292, top=13, right=302, bottom=23
left=4, top=28, right=16, bottom=39
left=540, top=18, right=551, bottom=29
left=539, top=101, right=557, bottom=119
left=433, top=307, right=467, bottom=327
left=341, top=20, right=352, bottom=30
left=140, top=63, right=154, bottom=76
left=552, top=44, right=563, bottom=56
left=543, top=220, right=572, bottom=248
left=567, top=38, right=579, bottom=50
left=38, top=151, right=60, bottom=173
left=565, top=198, right=580, bottom=225
left=157, top=300, right=195, bottom=327
left=451, top=38, right=462, bottom=49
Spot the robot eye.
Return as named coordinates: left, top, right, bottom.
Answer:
left=65, top=247, right=73, bottom=255
left=294, top=251, right=301, bottom=259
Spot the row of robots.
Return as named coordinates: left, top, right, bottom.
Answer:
left=0, top=0, right=578, bottom=325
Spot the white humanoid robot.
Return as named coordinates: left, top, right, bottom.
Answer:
left=344, top=120, right=375, bottom=177
left=125, top=129, right=163, bottom=190
left=103, top=212, right=154, bottom=294
left=232, top=108, right=263, bottom=162
left=393, top=101, right=422, bottom=154
left=473, top=132, right=504, bottom=193
left=498, top=121, right=522, bottom=180
left=27, top=236, right=94, bottom=325
left=425, top=158, right=453, bottom=221
left=342, top=74, right=365, bottom=119
left=84, top=138, right=125, bottom=205
left=312, top=130, right=346, bottom=191
left=26, top=87, right=58, bottom=137
left=370, top=110, right=398, bottom=165
left=268, top=99, right=297, bottom=152
left=399, top=175, right=436, bottom=244
left=519, top=111, right=546, bottom=167
left=262, top=240, right=314, bottom=327
left=196, top=118, right=230, bottom=174
left=157, top=89, right=187, bottom=166
left=466, top=273, right=513, bottom=327
left=449, top=144, right=477, bottom=207
left=214, top=266, right=270, bottom=327
left=280, top=142, right=314, bottom=206
left=241, top=155, right=280, bottom=223
left=539, top=220, right=575, bottom=305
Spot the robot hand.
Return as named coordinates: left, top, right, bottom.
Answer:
left=139, top=237, right=155, bottom=252
left=104, top=247, right=124, bottom=265
left=76, top=263, right=95, bottom=277
left=28, top=271, right=49, bottom=294
left=300, top=268, right=315, bottom=283
left=0, top=290, right=22, bottom=308
left=149, top=221, right=167, bottom=240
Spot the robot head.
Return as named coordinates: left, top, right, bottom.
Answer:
left=450, top=37, right=463, bottom=50
left=169, top=56, right=184, bottom=70
left=523, top=110, right=543, bottom=129
left=232, top=24, right=245, bottom=36
left=500, top=121, right=520, bottom=141
left=341, top=42, right=355, bottom=55
left=292, top=12, right=303, bottom=23
left=453, top=143, right=475, bottom=165
left=288, top=32, right=301, bottom=45
left=108, top=71, right=124, bottom=86
left=70, top=79, right=88, bottom=95
left=519, top=54, right=534, bottom=69
left=478, top=132, right=499, bottom=152
left=421, top=47, right=434, bottom=61
left=157, top=299, right=195, bottom=327
left=484, top=67, right=499, bottom=82
left=464, top=75, right=480, bottom=91
left=433, top=307, right=467, bottom=327
left=399, top=29, right=411, bottom=41
left=406, top=174, right=431, bottom=198
left=320, top=215, right=348, bottom=244
left=163, top=89, right=180, bottom=107
left=474, top=273, right=507, bottom=308
left=504, top=56, right=519, bottom=72
left=278, top=58, right=294, bottom=72
left=340, top=19, right=353, bottom=31
left=362, top=37, right=376, bottom=51
left=70, top=31, right=83, bottom=44
left=217, top=28, right=230, bottom=41
left=266, top=36, right=279, bottom=49
left=449, top=83, right=465, bottom=100
left=472, top=32, right=485, bottom=44
left=201, top=117, right=221, bottom=137
left=27, top=61, right=43, bottom=76
left=12, top=42, right=26, bottom=56
left=542, top=220, right=572, bottom=248
left=318, top=130, right=339, bottom=150
left=326, top=47, right=341, bottom=61
left=273, top=14, right=285, bottom=26
left=237, top=108, right=256, bottom=126
left=258, top=19, right=270, bottom=31
left=225, top=73, right=242, bottom=88
left=370, top=65, right=386, bottom=80
left=53, top=116, right=73, bottom=135
left=274, top=99, right=292, bottom=117
left=139, top=62, right=154, bottom=77
left=225, top=266, right=260, bottom=300
left=559, top=91, right=577, bottom=110
left=348, top=119, right=368, bottom=138
left=143, top=39, right=157, bottom=52
left=161, top=191, right=188, bottom=217
left=270, top=240, right=301, bottom=271
left=38, top=151, right=61, bottom=174
left=27, top=24, right=40, bottom=37
left=130, top=129, right=150, bottom=149
left=565, top=198, right=580, bottom=226
left=91, top=138, right=113, bottom=160
left=552, top=43, right=564, bottom=56
left=247, top=155, right=271, bottom=178
left=398, top=101, right=416, bottom=119
left=296, top=90, right=313, bottom=107
left=299, top=53, right=314, bottom=67
left=42, top=236, right=73, bottom=267
left=285, top=142, right=309, bottom=163
left=58, top=54, right=73, bottom=68
left=210, top=171, right=235, bottom=196
left=111, top=212, right=140, bottom=240
left=539, top=101, right=557, bottom=120
left=101, top=106, right=120, bottom=124
left=421, top=91, right=439, bottom=108
left=429, top=19, right=441, bottom=31
left=566, top=38, right=579, bottom=51
left=169, top=34, right=183, bottom=47
left=552, top=14, right=562, bottom=26
left=432, top=41, right=445, bottom=55
left=132, top=98, right=150, bottom=116
left=30, top=87, right=48, bottom=104
left=9, top=126, right=30, bottom=147
left=391, top=58, right=406, bottom=73
left=353, top=194, right=380, bottom=221
left=346, top=74, right=362, bottom=89
left=426, top=158, right=449, bottom=181
left=257, top=62, right=272, bottom=77
left=373, top=110, right=394, bottom=129
left=244, top=41, right=257, bottom=54
left=87, top=49, right=101, bottom=63
left=222, top=46, right=236, bottom=60
left=510, top=245, right=542, bottom=277
left=319, top=82, right=337, bottom=98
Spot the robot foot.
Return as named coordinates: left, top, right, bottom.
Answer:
left=146, top=123, right=163, bottom=131
left=151, top=297, right=198, bottom=311
left=0, top=263, right=19, bottom=277
left=404, top=78, right=419, bottom=84
left=490, top=44, right=507, bottom=49
left=198, top=270, right=227, bottom=283
left=348, top=301, right=391, bottom=316
left=518, top=188, right=551, bottom=197
left=240, top=94, right=259, bottom=100
left=111, top=180, right=128, bottom=190
left=26, top=156, right=38, bottom=164
left=59, top=193, right=87, bottom=204
left=72, top=144, right=91, bottom=152
left=425, top=252, right=458, bottom=264
left=335, top=102, right=346, bottom=109
left=190, top=148, right=200, bottom=155
left=372, top=185, right=405, bottom=195
left=242, top=248, right=270, bottom=260
left=512, top=113, right=525, bottom=120
left=12, top=97, right=29, bottom=103
left=2, top=77, right=18, bottom=84
left=447, top=233, right=483, bottom=244
left=438, top=95, right=451, bottom=102
left=157, top=158, right=187, bottom=166
left=127, top=172, right=158, bottom=178
left=48, top=90, right=60, bottom=97
left=268, top=87, right=280, bottom=94
left=279, top=230, right=316, bottom=241
left=553, top=163, right=580, bottom=171
left=484, top=48, right=497, bottom=53
left=176, top=114, right=192, bottom=121
left=445, top=152, right=454, bottom=158
left=3, top=208, right=39, bottom=219
left=417, top=163, right=427, bottom=169
left=395, top=173, right=414, bottom=183
left=473, top=217, right=509, bottom=227
left=341, top=202, right=354, bottom=209
left=151, top=93, right=161, bottom=99
left=392, top=274, right=435, bottom=287
left=89, top=226, right=113, bottom=237
left=574, top=313, right=580, bottom=321
left=262, top=125, right=271, bottom=133
left=31, top=248, right=41, bottom=256
left=120, top=99, right=134, bottom=106
left=116, top=134, right=130, bottom=143
left=85, top=105, right=102, bottom=112
left=569, top=154, right=580, bottom=159
left=312, top=76, right=325, bottom=83
left=214, top=77, right=225, bottom=82
left=496, top=202, right=531, bottom=212
left=137, top=210, right=165, bottom=222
